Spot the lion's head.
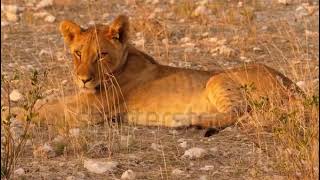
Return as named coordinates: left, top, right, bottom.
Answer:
left=59, top=15, right=129, bottom=93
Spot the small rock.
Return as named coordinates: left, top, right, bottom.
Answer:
left=120, top=135, right=133, bottom=148
left=1, top=21, right=9, bottom=27
left=44, top=14, right=56, bottom=23
left=14, top=168, right=25, bottom=176
left=151, top=143, right=162, bottom=151
left=5, top=5, right=19, bottom=14
left=278, top=0, right=291, bottom=5
left=39, top=49, right=50, bottom=56
left=180, top=37, right=190, bottom=43
left=121, top=169, right=136, bottom=180
left=210, top=147, right=218, bottom=152
left=253, top=47, right=262, bottom=52
left=35, top=0, right=53, bottom=10
left=66, top=176, right=76, bottom=180
left=62, top=80, right=68, bottom=85
left=179, top=141, right=187, bottom=148
left=172, top=168, right=184, bottom=175
left=296, top=81, right=306, bottom=88
left=211, top=45, right=237, bottom=57
left=200, top=165, right=214, bottom=171
left=182, top=147, right=207, bottom=159
left=132, top=38, right=145, bottom=47
left=33, top=143, right=56, bottom=158
left=199, top=175, right=208, bottom=180
left=193, top=5, right=211, bottom=16
left=237, top=1, right=243, bottom=7
left=6, top=11, right=19, bottom=22
left=305, top=30, right=318, bottom=37
left=84, top=159, right=118, bottom=174
left=10, top=89, right=23, bottom=102
left=33, top=11, right=49, bottom=18
left=162, top=38, right=169, bottom=44
left=69, top=128, right=80, bottom=137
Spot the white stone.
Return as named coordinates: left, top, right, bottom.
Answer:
left=33, top=143, right=56, bottom=158
left=253, top=47, right=262, bottom=52
left=84, top=159, right=118, bottom=174
left=66, top=176, right=76, bottom=180
left=120, top=135, right=133, bottom=148
left=10, top=89, right=23, bottom=102
left=151, top=143, right=162, bottom=151
left=121, top=169, right=136, bottom=180
left=62, top=80, right=68, bottom=85
left=33, top=11, right=49, bottom=18
left=296, top=81, right=306, bottom=88
left=5, top=5, right=19, bottom=14
left=278, top=0, right=291, bottom=5
left=200, top=165, right=214, bottom=171
left=35, top=0, right=53, bottom=10
left=199, top=175, right=208, bottom=180
left=182, top=147, right=207, bottom=159
left=180, top=37, right=190, bottom=43
left=237, top=1, right=243, bottom=7
left=6, top=12, right=19, bottom=22
left=69, top=128, right=80, bottom=137
left=162, top=38, right=169, bottom=44
left=172, top=168, right=184, bottom=175
left=44, top=15, right=56, bottom=23
left=305, top=30, right=318, bottom=37
left=1, top=21, right=9, bottom=27
left=210, top=147, right=218, bottom=153
left=179, top=141, right=187, bottom=148
left=14, top=168, right=25, bottom=176
left=193, top=5, right=211, bottom=16
left=39, top=49, right=50, bottom=56
left=132, top=38, right=145, bottom=47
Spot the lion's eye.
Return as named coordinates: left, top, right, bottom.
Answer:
left=75, top=50, right=81, bottom=58
left=97, top=52, right=108, bottom=61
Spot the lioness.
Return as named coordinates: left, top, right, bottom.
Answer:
left=23, top=15, right=304, bottom=130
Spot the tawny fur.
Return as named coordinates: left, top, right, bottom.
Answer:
left=15, top=15, right=304, bottom=129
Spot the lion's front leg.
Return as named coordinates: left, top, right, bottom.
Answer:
left=35, top=94, right=105, bottom=129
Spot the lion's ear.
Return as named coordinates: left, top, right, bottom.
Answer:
left=59, top=20, right=81, bottom=45
left=108, top=15, right=129, bottom=43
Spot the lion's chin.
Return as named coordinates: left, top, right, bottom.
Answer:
left=79, top=88, right=97, bottom=94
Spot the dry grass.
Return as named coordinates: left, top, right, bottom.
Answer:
left=1, top=0, right=319, bottom=179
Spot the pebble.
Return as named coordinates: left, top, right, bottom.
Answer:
left=69, top=128, right=80, bottom=137
left=179, top=141, right=187, bottom=148
left=44, top=14, right=56, bottom=23
left=14, top=168, right=25, bottom=176
left=253, top=47, right=263, bottom=52
left=33, top=143, right=56, bottom=158
left=180, top=37, right=190, bottom=43
left=296, top=81, right=306, bottom=88
left=200, top=165, right=214, bottom=171
left=172, top=168, right=184, bottom=175
left=35, top=0, right=53, bottom=10
left=278, top=0, right=291, bottom=5
left=151, top=143, right=162, bottom=151
left=182, top=147, right=207, bottom=159
left=10, top=89, right=23, bottom=102
left=84, top=159, right=118, bottom=174
left=1, top=21, right=9, bottom=27
left=193, top=5, right=211, bottom=16
left=66, top=176, right=76, bottom=180
left=121, top=169, right=136, bottom=180
left=6, top=11, right=19, bottom=22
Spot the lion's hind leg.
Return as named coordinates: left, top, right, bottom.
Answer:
left=191, top=74, right=247, bottom=129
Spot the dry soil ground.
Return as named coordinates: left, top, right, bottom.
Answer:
left=1, top=0, right=319, bottom=179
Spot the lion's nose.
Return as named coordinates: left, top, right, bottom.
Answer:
left=80, top=77, right=93, bottom=84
